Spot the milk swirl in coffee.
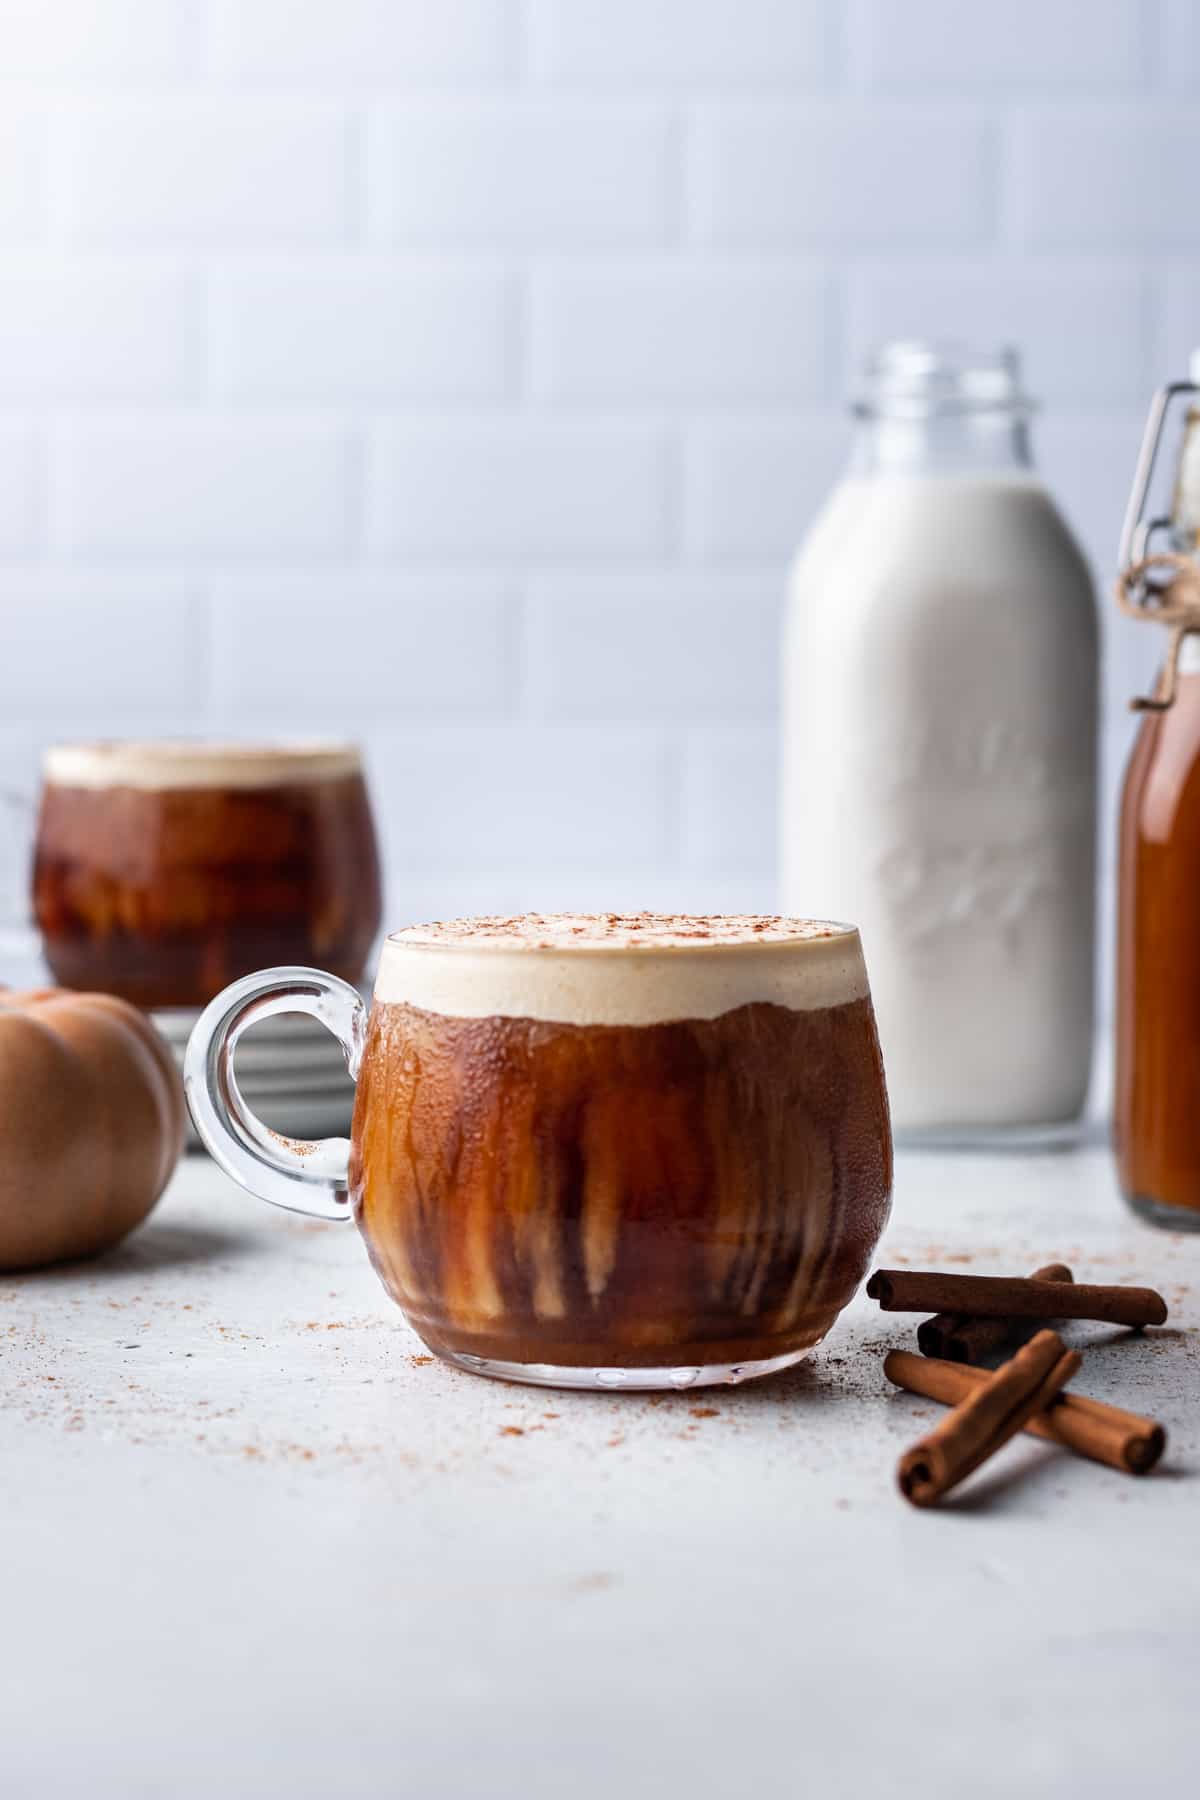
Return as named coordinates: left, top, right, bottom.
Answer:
left=185, top=911, right=893, bottom=1388
left=351, top=913, right=892, bottom=1381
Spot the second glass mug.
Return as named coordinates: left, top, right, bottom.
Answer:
left=185, top=914, right=894, bottom=1390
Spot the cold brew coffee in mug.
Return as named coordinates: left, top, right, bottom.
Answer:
left=34, top=740, right=382, bottom=1008
left=185, top=913, right=893, bottom=1390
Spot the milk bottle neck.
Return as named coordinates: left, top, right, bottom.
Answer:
left=851, top=342, right=1034, bottom=478
left=850, top=410, right=1034, bottom=478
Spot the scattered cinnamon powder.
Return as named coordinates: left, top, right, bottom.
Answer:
left=499, top=1425, right=524, bottom=1438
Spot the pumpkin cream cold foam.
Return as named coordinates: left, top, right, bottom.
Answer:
left=373, top=911, right=870, bottom=1023
left=352, top=913, right=893, bottom=1382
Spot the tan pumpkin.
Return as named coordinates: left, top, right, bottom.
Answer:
left=0, top=987, right=186, bottom=1270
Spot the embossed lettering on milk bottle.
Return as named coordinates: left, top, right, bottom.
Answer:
left=781, top=345, right=1098, bottom=1141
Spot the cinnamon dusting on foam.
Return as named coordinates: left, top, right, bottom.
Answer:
left=42, top=740, right=362, bottom=792
left=392, top=912, right=846, bottom=950
left=376, top=912, right=868, bottom=1026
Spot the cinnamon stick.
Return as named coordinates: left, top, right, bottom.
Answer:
left=868, top=1269, right=1167, bottom=1330
left=917, top=1262, right=1074, bottom=1363
left=885, top=1349, right=1167, bottom=1477
left=895, top=1330, right=1082, bottom=1507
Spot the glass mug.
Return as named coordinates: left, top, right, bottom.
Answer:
left=34, top=740, right=382, bottom=1009
left=186, top=914, right=893, bottom=1390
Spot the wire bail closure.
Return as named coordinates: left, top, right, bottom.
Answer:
left=1115, top=552, right=1200, bottom=711
left=1116, top=377, right=1200, bottom=710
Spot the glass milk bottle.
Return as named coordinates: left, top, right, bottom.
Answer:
left=781, top=343, right=1098, bottom=1144
left=1114, top=357, right=1200, bottom=1228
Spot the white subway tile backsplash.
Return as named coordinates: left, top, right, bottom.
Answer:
left=0, top=0, right=199, bottom=81
left=215, top=1, right=514, bottom=84
left=371, top=102, right=674, bottom=247
left=56, top=424, right=353, bottom=556
left=0, top=723, right=40, bottom=868
left=369, top=724, right=672, bottom=871
left=1036, top=411, right=1146, bottom=588
left=0, top=10, right=1178, bottom=926
left=1162, top=0, right=1200, bottom=91
left=526, top=574, right=779, bottom=718
left=1015, top=110, right=1200, bottom=249
left=683, top=418, right=849, bottom=560
left=0, top=581, right=203, bottom=712
left=529, top=0, right=833, bottom=87
left=220, top=264, right=512, bottom=403
left=691, top=106, right=995, bottom=248
left=62, top=103, right=355, bottom=246
left=531, top=264, right=832, bottom=405
left=682, top=726, right=778, bottom=874
left=0, top=110, right=45, bottom=243
left=367, top=423, right=671, bottom=558
left=376, top=863, right=780, bottom=927
left=862, top=1, right=1147, bottom=91
left=0, top=431, right=44, bottom=553
left=1161, top=271, right=1200, bottom=385
left=850, top=266, right=1149, bottom=407
left=0, top=265, right=202, bottom=402
left=211, top=576, right=516, bottom=717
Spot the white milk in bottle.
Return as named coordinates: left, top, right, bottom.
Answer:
left=781, top=344, right=1098, bottom=1141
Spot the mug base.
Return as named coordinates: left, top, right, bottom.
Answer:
left=439, top=1346, right=812, bottom=1391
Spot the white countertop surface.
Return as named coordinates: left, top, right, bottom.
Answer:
left=2, top=1142, right=1197, bottom=1800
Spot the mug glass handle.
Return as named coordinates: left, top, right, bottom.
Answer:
left=184, top=966, right=368, bottom=1222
